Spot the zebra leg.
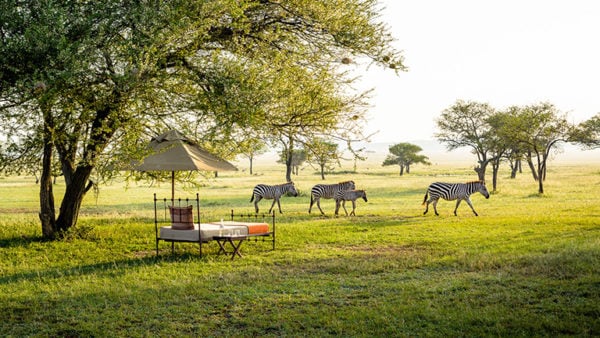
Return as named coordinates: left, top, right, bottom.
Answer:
left=350, top=200, right=356, bottom=216
left=342, top=200, right=349, bottom=216
left=309, top=196, right=314, bottom=214
left=334, top=200, right=341, bottom=216
left=465, top=197, right=478, bottom=216
left=316, top=199, right=326, bottom=215
left=276, top=198, right=283, bottom=214
left=268, top=198, right=278, bottom=214
left=454, top=200, right=462, bottom=216
left=254, top=196, right=262, bottom=213
left=433, top=199, right=440, bottom=216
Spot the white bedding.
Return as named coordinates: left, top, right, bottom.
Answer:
left=159, top=223, right=249, bottom=242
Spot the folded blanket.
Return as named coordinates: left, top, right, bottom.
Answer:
left=210, top=221, right=270, bottom=234
left=247, top=223, right=269, bottom=234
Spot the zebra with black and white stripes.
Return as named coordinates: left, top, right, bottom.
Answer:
left=423, top=180, right=490, bottom=216
left=309, top=180, right=355, bottom=215
left=250, top=181, right=298, bottom=214
left=335, top=189, right=368, bottom=216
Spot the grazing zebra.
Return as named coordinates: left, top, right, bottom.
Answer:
left=335, top=190, right=368, bottom=216
left=423, top=180, right=490, bottom=216
left=309, top=180, right=355, bottom=215
left=250, top=181, right=298, bottom=214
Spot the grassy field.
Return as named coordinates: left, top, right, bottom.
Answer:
left=0, top=159, right=598, bottom=337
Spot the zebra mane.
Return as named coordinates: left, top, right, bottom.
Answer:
left=339, top=180, right=354, bottom=184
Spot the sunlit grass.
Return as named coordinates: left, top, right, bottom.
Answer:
left=0, top=161, right=599, bottom=336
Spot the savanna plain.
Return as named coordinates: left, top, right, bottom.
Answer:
left=0, top=157, right=598, bottom=337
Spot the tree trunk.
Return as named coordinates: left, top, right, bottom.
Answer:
left=509, top=159, right=518, bottom=179
left=320, top=164, right=325, bottom=180
left=39, top=131, right=56, bottom=239
left=249, top=155, right=253, bottom=175
left=284, top=137, right=293, bottom=182
left=526, top=153, right=538, bottom=181
left=474, top=165, right=486, bottom=181
left=39, top=102, right=56, bottom=239
left=491, top=159, right=500, bottom=191
left=399, top=165, right=404, bottom=176
left=55, top=166, right=94, bottom=232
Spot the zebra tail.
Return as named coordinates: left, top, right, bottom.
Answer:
left=422, top=192, right=428, bottom=205
left=250, top=194, right=254, bottom=202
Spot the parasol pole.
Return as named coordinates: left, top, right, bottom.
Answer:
left=171, top=171, right=175, bottom=201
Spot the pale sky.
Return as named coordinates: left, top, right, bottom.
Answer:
left=358, top=0, right=600, bottom=143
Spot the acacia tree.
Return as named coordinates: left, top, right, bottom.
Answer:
left=306, top=139, right=342, bottom=180
left=435, top=100, right=498, bottom=181
left=501, top=102, right=572, bottom=194
left=0, top=0, right=405, bottom=238
left=382, top=142, right=430, bottom=176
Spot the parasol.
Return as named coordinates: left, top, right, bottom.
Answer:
left=134, top=130, right=238, bottom=199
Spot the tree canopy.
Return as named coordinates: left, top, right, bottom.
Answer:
left=435, top=100, right=497, bottom=180
left=382, top=142, right=430, bottom=176
left=0, top=0, right=405, bottom=238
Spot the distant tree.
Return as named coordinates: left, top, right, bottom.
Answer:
left=306, top=139, right=342, bottom=180
left=382, top=143, right=430, bottom=176
left=238, top=138, right=269, bottom=175
left=435, top=100, right=497, bottom=181
left=571, top=113, right=600, bottom=149
left=501, top=102, right=572, bottom=194
left=277, top=148, right=307, bottom=176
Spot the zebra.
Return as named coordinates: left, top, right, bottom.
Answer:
left=335, top=189, right=368, bottom=216
left=423, top=180, right=490, bottom=216
left=250, top=181, right=298, bottom=214
left=308, top=180, right=355, bottom=215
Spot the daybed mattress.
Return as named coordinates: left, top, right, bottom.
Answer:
left=159, top=222, right=270, bottom=242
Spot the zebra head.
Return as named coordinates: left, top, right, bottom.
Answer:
left=360, top=190, right=368, bottom=202
left=286, top=181, right=299, bottom=197
left=477, top=181, right=490, bottom=199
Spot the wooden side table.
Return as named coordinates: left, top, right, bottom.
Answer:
left=213, top=235, right=247, bottom=260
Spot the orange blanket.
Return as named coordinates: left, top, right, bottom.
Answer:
left=246, top=223, right=269, bottom=234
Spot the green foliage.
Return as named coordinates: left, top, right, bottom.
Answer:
left=572, top=112, right=600, bottom=149
left=0, top=0, right=405, bottom=235
left=0, top=161, right=598, bottom=336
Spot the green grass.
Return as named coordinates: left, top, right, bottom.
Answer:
left=0, top=161, right=599, bottom=336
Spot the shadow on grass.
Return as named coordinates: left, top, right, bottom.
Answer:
left=0, top=251, right=208, bottom=286
left=0, top=234, right=48, bottom=249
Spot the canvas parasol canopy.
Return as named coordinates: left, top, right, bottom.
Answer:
left=134, top=130, right=237, bottom=199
